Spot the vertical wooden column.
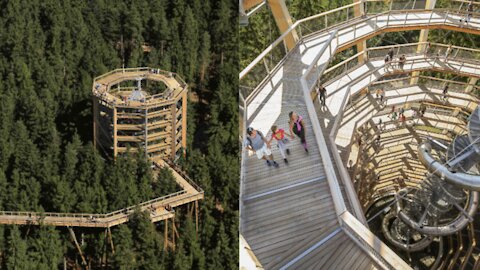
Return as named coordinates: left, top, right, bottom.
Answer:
left=466, top=77, right=478, bottom=93
left=164, top=218, right=169, bottom=251
left=267, top=0, right=298, bottom=51
left=353, top=0, right=367, bottom=63
left=113, top=107, right=118, bottom=157
left=411, top=0, right=437, bottom=84
left=170, top=101, right=177, bottom=160
left=171, top=219, right=176, bottom=251
left=145, top=107, right=149, bottom=158
left=68, top=227, right=87, bottom=266
left=195, top=201, right=199, bottom=237
left=107, top=227, right=115, bottom=254
left=181, top=91, right=188, bottom=155
left=93, top=96, right=98, bottom=148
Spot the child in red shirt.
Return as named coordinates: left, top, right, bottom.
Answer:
left=269, top=125, right=290, bottom=163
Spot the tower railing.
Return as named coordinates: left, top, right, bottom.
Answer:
left=240, top=3, right=480, bottom=103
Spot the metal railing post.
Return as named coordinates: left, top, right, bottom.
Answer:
left=403, top=12, right=409, bottom=26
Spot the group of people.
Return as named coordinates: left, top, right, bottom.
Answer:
left=384, top=48, right=406, bottom=71
left=245, top=111, right=308, bottom=168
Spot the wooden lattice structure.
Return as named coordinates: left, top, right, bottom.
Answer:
left=92, top=67, right=188, bottom=160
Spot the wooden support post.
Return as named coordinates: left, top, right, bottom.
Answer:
left=107, top=227, right=115, bottom=255
left=145, top=107, right=148, bottom=158
left=171, top=102, right=177, bottom=160
left=113, top=107, right=118, bottom=157
left=102, top=229, right=107, bottom=266
left=93, top=96, right=98, bottom=148
left=171, top=219, right=176, bottom=251
left=68, top=227, right=87, bottom=266
left=353, top=0, right=367, bottom=63
left=266, top=0, right=298, bottom=51
left=164, top=218, right=169, bottom=251
left=195, top=201, right=199, bottom=236
left=412, top=0, right=437, bottom=84
left=466, top=77, right=478, bottom=93
left=181, top=91, right=188, bottom=156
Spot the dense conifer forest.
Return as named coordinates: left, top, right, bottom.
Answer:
left=0, top=0, right=238, bottom=268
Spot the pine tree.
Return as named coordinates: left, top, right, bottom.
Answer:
left=29, top=226, right=64, bottom=269
left=111, top=224, right=137, bottom=269
left=5, top=226, right=32, bottom=269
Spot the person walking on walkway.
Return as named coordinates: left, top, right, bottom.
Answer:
left=318, top=84, right=327, bottom=106
left=384, top=54, right=391, bottom=71
left=398, top=54, right=406, bottom=71
left=443, top=84, right=449, bottom=101
left=380, top=89, right=386, bottom=104
left=245, top=127, right=279, bottom=168
left=269, top=125, right=290, bottom=164
left=388, top=48, right=395, bottom=65
left=289, top=111, right=309, bottom=153
left=420, top=103, right=427, bottom=116
left=424, top=42, right=431, bottom=60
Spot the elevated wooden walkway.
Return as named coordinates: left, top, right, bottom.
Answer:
left=0, top=160, right=203, bottom=228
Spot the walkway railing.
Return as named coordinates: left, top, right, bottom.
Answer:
left=370, top=75, right=480, bottom=94
left=321, top=42, right=480, bottom=86
left=93, top=67, right=187, bottom=107
left=240, top=2, right=480, bottom=102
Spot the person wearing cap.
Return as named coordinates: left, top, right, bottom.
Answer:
left=245, top=127, right=279, bottom=168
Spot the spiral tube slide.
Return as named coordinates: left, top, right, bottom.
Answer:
left=419, top=142, right=480, bottom=191
left=396, top=189, right=478, bottom=236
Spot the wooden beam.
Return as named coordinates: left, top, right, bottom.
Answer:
left=107, top=227, right=115, bottom=255
left=164, top=218, right=168, bottom=251
left=181, top=91, right=188, bottom=155
left=466, top=77, right=478, bottom=93
left=171, top=101, right=177, bottom=160
left=195, top=201, right=199, bottom=237
left=68, top=227, right=87, bottom=266
left=171, top=219, right=176, bottom=251
left=267, top=0, right=298, bottom=51
left=353, top=0, right=367, bottom=63
left=113, top=107, right=118, bottom=157
left=93, top=96, right=98, bottom=148
left=242, top=0, right=264, bottom=11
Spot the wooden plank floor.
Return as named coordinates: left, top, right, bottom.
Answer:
left=287, top=230, right=382, bottom=270
left=242, top=48, right=344, bottom=269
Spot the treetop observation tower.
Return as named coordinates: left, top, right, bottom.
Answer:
left=92, top=67, right=188, bottom=161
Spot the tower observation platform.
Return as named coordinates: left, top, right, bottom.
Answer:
left=240, top=0, right=480, bottom=269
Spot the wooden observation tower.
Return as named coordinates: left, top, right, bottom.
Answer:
left=92, top=67, right=188, bottom=160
